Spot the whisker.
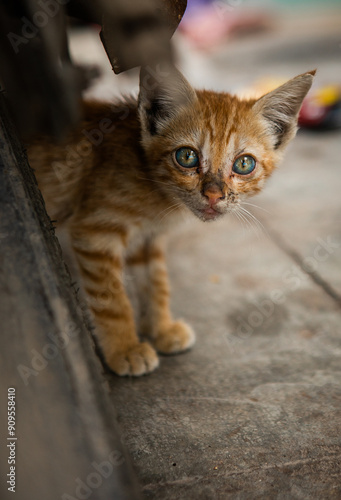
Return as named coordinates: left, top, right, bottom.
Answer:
left=241, top=201, right=271, bottom=215
left=240, top=206, right=266, bottom=232
left=236, top=208, right=257, bottom=237
left=157, top=202, right=183, bottom=225
left=136, top=176, right=170, bottom=187
left=137, top=176, right=187, bottom=194
left=154, top=202, right=179, bottom=221
left=154, top=201, right=183, bottom=225
left=137, top=175, right=187, bottom=194
left=233, top=211, right=247, bottom=236
left=233, top=206, right=260, bottom=239
left=240, top=212, right=263, bottom=238
left=239, top=206, right=268, bottom=238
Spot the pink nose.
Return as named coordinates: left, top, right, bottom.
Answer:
left=203, top=186, right=225, bottom=206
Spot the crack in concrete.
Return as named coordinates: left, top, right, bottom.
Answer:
left=265, top=225, right=341, bottom=309
left=142, top=454, right=341, bottom=490
left=218, top=454, right=341, bottom=478
left=143, top=476, right=203, bottom=491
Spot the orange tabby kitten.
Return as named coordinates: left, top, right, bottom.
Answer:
left=28, top=65, right=315, bottom=376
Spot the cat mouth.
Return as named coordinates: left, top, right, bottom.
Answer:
left=199, top=206, right=223, bottom=221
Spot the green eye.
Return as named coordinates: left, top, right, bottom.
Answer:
left=175, top=147, right=199, bottom=168
left=233, top=155, right=256, bottom=175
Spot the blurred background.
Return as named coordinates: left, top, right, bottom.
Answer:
left=1, top=1, right=341, bottom=498
left=69, top=0, right=341, bottom=102
left=100, top=3, right=341, bottom=497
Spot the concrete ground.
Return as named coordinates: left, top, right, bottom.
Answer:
left=70, top=5, right=341, bottom=499
left=109, top=133, right=341, bottom=499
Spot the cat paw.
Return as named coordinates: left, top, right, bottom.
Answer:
left=153, top=320, right=196, bottom=354
left=106, top=342, right=159, bottom=376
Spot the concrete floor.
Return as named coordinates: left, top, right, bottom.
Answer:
left=108, top=129, right=341, bottom=499
left=70, top=5, right=341, bottom=499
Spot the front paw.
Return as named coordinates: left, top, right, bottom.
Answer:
left=153, top=320, right=196, bottom=354
left=106, top=342, right=159, bottom=376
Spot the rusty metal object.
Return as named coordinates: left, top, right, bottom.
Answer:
left=0, top=0, right=81, bottom=139
left=66, top=0, right=186, bottom=72
left=98, top=0, right=187, bottom=73
left=0, top=0, right=187, bottom=139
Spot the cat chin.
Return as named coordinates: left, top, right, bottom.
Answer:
left=195, top=207, right=225, bottom=222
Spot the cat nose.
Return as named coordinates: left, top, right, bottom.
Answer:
left=203, top=184, right=225, bottom=206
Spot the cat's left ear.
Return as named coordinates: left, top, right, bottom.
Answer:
left=253, top=70, right=316, bottom=150
left=138, top=63, right=197, bottom=136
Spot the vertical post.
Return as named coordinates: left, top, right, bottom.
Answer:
left=0, top=96, right=141, bottom=500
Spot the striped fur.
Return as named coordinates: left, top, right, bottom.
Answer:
left=28, top=67, right=314, bottom=376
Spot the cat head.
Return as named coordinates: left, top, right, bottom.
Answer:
left=138, top=65, right=315, bottom=221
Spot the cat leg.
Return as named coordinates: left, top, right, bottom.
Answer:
left=128, top=237, right=196, bottom=354
left=70, top=224, right=159, bottom=376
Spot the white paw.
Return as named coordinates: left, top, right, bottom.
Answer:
left=153, top=321, right=196, bottom=354
left=106, top=342, right=159, bottom=376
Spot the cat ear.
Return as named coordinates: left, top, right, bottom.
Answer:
left=138, top=64, right=197, bottom=136
left=253, top=70, right=316, bottom=149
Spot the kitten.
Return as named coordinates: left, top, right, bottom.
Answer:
left=28, top=65, right=315, bottom=376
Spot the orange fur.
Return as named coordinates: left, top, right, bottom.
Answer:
left=28, top=66, right=314, bottom=376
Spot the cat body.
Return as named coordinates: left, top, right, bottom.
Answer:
left=28, top=66, right=315, bottom=376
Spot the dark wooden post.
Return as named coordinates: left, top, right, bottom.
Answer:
left=0, top=96, right=141, bottom=500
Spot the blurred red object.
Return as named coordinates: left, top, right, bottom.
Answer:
left=299, top=85, right=341, bottom=129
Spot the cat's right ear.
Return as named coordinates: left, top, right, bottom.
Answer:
left=138, top=64, right=197, bottom=136
left=253, top=70, right=316, bottom=150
